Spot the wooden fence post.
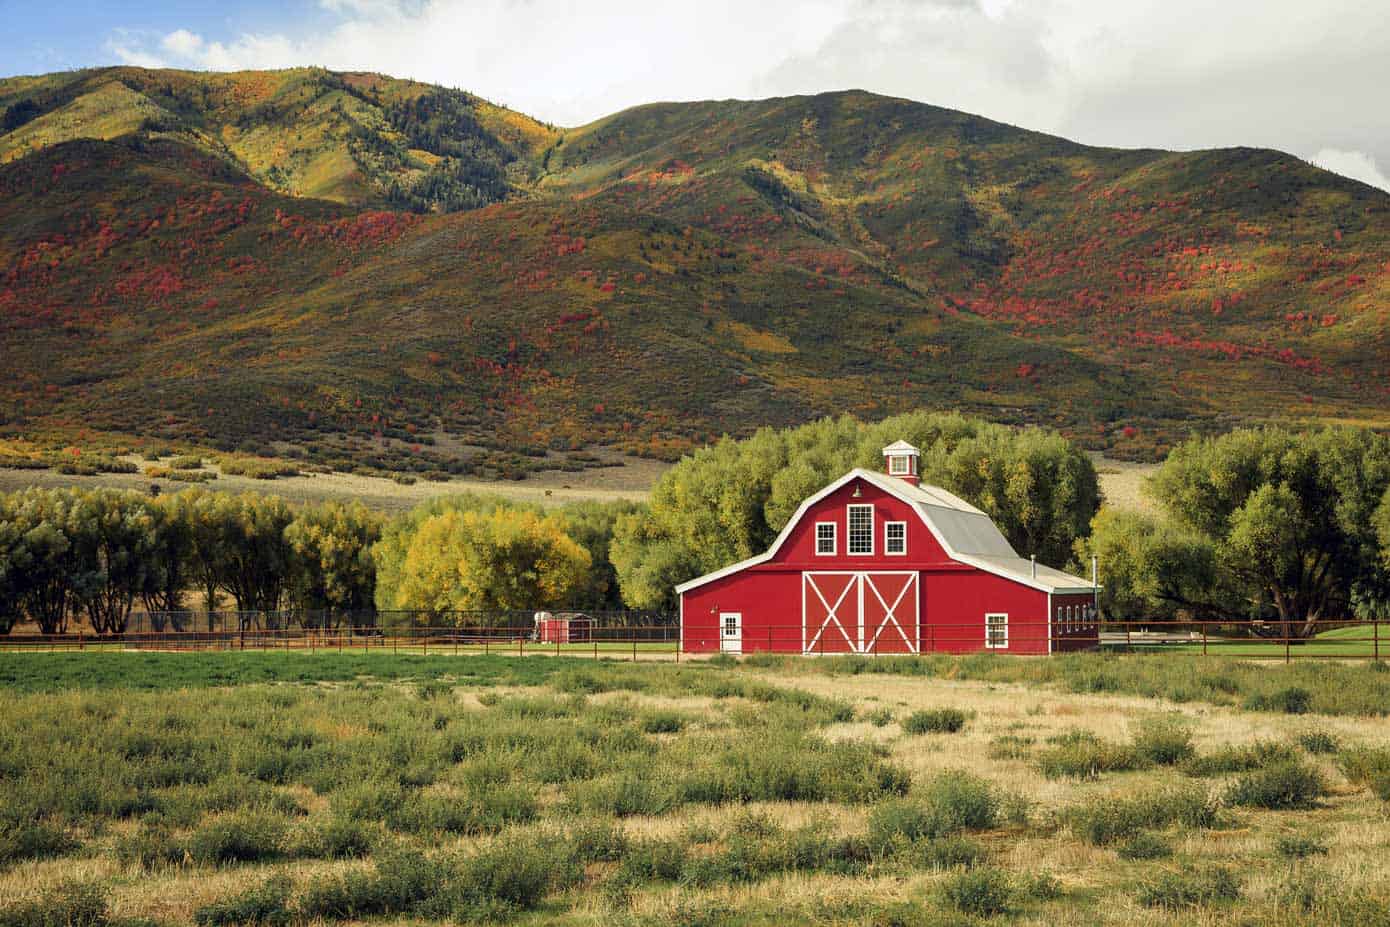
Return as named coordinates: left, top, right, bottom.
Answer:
left=1374, top=618, right=1380, bottom=663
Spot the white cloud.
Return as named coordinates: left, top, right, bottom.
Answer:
left=103, top=0, right=1390, bottom=179
left=160, top=29, right=204, bottom=57
left=1311, top=149, right=1390, bottom=194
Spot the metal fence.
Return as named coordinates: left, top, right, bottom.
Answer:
left=0, top=616, right=1382, bottom=663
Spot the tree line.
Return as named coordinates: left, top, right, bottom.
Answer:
left=2, top=414, right=1386, bottom=636
left=1080, top=425, right=1390, bottom=638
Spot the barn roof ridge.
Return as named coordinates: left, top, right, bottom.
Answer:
left=675, top=467, right=1097, bottom=595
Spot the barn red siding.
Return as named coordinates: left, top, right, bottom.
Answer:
left=1051, top=592, right=1100, bottom=653
left=774, top=480, right=949, bottom=567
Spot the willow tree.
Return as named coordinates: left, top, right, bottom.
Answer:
left=375, top=506, right=590, bottom=620
left=1149, top=426, right=1390, bottom=636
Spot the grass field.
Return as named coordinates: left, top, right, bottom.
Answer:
left=0, top=652, right=1388, bottom=925
left=1146, top=624, right=1389, bottom=659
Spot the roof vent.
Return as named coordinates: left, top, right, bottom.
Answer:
left=882, top=440, right=920, bottom=486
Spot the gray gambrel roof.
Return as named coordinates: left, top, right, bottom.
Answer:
left=675, top=467, right=1098, bottom=595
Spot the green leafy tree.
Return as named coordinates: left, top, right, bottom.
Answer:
left=552, top=499, right=643, bottom=610
left=1150, top=426, right=1390, bottom=636
left=285, top=501, right=382, bottom=625
left=1075, top=508, right=1226, bottom=621
left=2, top=489, right=84, bottom=634
left=66, top=490, right=158, bottom=634
left=379, top=507, right=590, bottom=619
left=161, top=489, right=232, bottom=623
left=373, top=493, right=540, bottom=616
left=141, top=497, right=195, bottom=626
left=215, top=493, right=296, bottom=623
left=0, top=504, right=30, bottom=633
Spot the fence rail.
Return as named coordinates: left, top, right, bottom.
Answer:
left=0, top=617, right=1382, bottom=663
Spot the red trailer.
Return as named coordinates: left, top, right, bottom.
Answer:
left=677, top=440, right=1100, bottom=656
left=534, top=612, right=592, bottom=644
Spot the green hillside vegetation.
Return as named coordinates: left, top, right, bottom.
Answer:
left=1, top=69, right=1388, bottom=475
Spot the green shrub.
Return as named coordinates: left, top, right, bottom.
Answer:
left=987, top=735, right=1034, bottom=760
left=1130, top=717, right=1195, bottom=766
left=1181, top=740, right=1296, bottom=777
left=575, top=774, right=677, bottom=817
left=170, top=456, right=205, bottom=470
left=115, top=822, right=185, bottom=869
left=292, top=816, right=375, bottom=859
left=0, top=881, right=109, bottom=927
left=298, top=850, right=444, bottom=920
left=864, top=707, right=894, bottom=727
left=1036, top=729, right=1142, bottom=780
left=619, top=838, right=689, bottom=882
left=1338, top=748, right=1390, bottom=801
left=432, top=836, right=573, bottom=919
left=1116, top=832, right=1173, bottom=860
left=1246, top=687, right=1313, bottom=715
left=902, top=708, right=970, bottom=734
left=193, top=876, right=293, bottom=927
left=1275, top=833, right=1329, bottom=860
left=0, top=819, right=77, bottom=864
left=1225, top=760, right=1326, bottom=810
left=187, top=812, right=286, bottom=864
left=867, top=772, right=997, bottom=852
left=394, top=786, right=537, bottom=835
left=1068, top=789, right=1221, bottom=845
left=1297, top=731, right=1340, bottom=755
left=913, top=835, right=987, bottom=870
left=1136, top=866, right=1241, bottom=908
left=1019, top=871, right=1062, bottom=901
left=641, top=711, right=686, bottom=734
left=569, top=821, right=627, bottom=863
left=941, top=867, right=1013, bottom=917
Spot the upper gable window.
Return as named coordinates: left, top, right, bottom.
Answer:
left=885, top=521, right=907, bottom=555
left=847, top=504, right=873, bottom=555
left=815, top=522, right=836, bottom=556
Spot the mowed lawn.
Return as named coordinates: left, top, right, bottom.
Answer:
left=1138, top=624, right=1390, bottom=659
left=0, top=652, right=1387, bottom=926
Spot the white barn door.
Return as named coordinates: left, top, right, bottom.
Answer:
left=802, top=572, right=918, bottom=655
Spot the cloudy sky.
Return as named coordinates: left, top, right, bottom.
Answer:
left=5, top=0, right=1389, bottom=191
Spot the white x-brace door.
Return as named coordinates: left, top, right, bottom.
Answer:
left=802, top=571, right=918, bottom=654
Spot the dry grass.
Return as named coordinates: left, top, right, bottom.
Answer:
left=2, top=662, right=1388, bottom=925
left=0, top=452, right=662, bottom=513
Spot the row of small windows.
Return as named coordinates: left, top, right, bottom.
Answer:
left=815, top=506, right=906, bottom=556
left=1057, top=603, right=1098, bottom=633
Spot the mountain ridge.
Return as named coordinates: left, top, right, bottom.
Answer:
left=1, top=67, right=1386, bottom=477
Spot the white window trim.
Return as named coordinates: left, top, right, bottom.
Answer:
left=985, top=612, right=1008, bottom=649
left=888, top=455, right=911, bottom=475
left=814, top=521, right=837, bottom=556
left=884, top=521, right=907, bottom=556
left=847, top=504, right=874, bottom=556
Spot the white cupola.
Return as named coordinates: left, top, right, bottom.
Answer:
left=882, top=440, right=920, bottom=485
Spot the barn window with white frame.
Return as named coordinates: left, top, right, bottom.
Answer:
left=985, top=612, right=1008, bottom=648
left=885, top=521, right=906, bottom=555
left=815, top=522, right=836, bottom=555
left=847, top=504, right=873, bottom=554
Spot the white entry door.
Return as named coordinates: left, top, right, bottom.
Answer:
left=719, top=612, right=743, bottom=654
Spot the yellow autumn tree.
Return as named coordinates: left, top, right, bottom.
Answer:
left=388, top=507, right=591, bottom=620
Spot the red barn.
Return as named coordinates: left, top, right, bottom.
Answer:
left=677, top=441, right=1099, bottom=656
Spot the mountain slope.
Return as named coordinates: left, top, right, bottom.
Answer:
left=1, top=69, right=1387, bottom=474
